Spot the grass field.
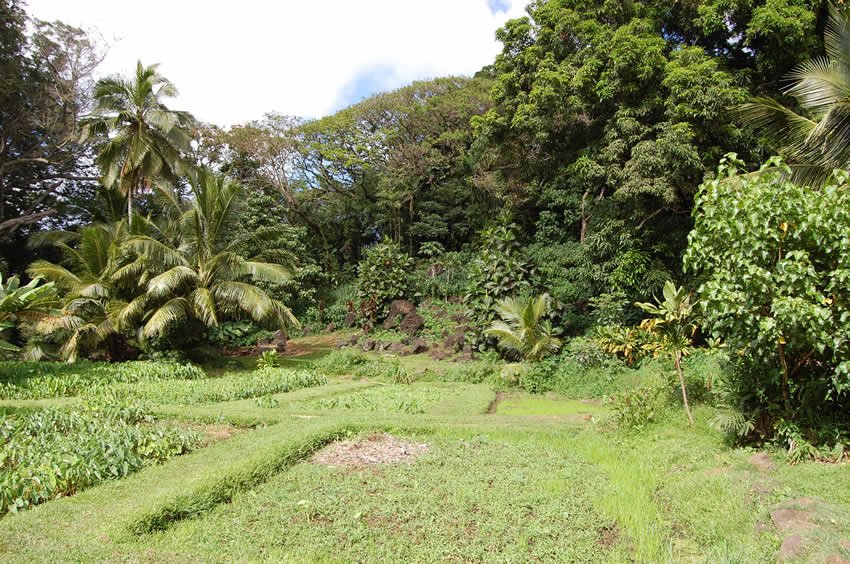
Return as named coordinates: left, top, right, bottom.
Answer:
left=1, top=336, right=849, bottom=562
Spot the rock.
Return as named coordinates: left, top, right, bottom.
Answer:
left=301, top=326, right=313, bottom=336
left=430, top=348, right=450, bottom=361
left=399, top=311, right=425, bottom=336
left=771, top=508, right=815, bottom=533
left=258, top=330, right=287, bottom=353
left=748, top=452, right=776, bottom=472
left=388, top=343, right=407, bottom=354
left=382, top=299, right=416, bottom=330
left=444, top=331, right=465, bottom=352
left=348, top=334, right=360, bottom=346
left=324, top=322, right=336, bottom=333
left=411, top=339, right=429, bottom=354
left=344, top=312, right=357, bottom=328
left=335, top=338, right=348, bottom=349
left=779, top=535, right=807, bottom=561
left=450, top=313, right=470, bottom=324
left=361, top=340, right=376, bottom=352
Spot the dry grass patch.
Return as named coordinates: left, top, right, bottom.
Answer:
left=311, top=433, right=429, bottom=467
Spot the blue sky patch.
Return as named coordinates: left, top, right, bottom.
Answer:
left=488, top=0, right=511, bottom=14
left=332, top=64, right=407, bottom=112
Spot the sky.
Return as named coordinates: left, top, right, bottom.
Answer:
left=25, top=0, right=527, bottom=127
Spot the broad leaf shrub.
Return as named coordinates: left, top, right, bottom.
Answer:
left=464, top=223, right=533, bottom=350
left=355, top=240, right=413, bottom=320
left=685, top=157, right=850, bottom=444
left=0, top=400, right=200, bottom=515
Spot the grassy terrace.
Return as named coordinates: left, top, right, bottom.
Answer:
left=1, top=337, right=849, bottom=562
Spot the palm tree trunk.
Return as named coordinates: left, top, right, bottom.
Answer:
left=127, top=188, right=133, bottom=228
left=675, top=350, right=694, bottom=425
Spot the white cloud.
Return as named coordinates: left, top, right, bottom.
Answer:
left=25, top=0, right=528, bottom=126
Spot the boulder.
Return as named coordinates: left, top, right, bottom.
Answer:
left=399, top=311, right=425, bottom=336
left=348, top=334, right=360, bottom=346
left=388, top=342, right=407, bottom=355
left=411, top=339, right=429, bottom=354
left=324, top=322, right=337, bottom=333
left=444, top=331, right=465, bottom=352
left=382, top=300, right=416, bottom=329
left=430, top=348, right=450, bottom=361
left=361, top=340, right=376, bottom=352
left=258, top=330, right=287, bottom=353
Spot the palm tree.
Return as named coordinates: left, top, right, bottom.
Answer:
left=81, top=61, right=195, bottom=227
left=737, top=4, right=850, bottom=185
left=27, top=222, right=136, bottom=361
left=0, top=274, right=58, bottom=353
left=636, top=281, right=699, bottom=425
left=485, top=293, right=561, bottom=361
left=117, top=168, right=299, bottom=340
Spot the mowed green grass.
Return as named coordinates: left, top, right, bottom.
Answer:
left=1, top=339, right=850, bottom=562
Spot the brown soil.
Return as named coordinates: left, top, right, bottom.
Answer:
left=486, top=392, right=506, bottom=414
left=311, top=433, right=429, bottom=467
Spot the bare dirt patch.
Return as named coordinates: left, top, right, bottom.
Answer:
left=311, top=433, right=429, bottom=467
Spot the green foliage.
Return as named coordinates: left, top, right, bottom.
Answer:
left=0, top=400, right=200, bottom=515
left=635, top=280, right=700, bottom=424
left=0, top=274, right=58, bottom=353
left=117, top=168, right=298, bottom=341
left=305, top=385, right=445, bottom=414
left=737, top=5, right=850, bottom=186
left=593, top=325, right=655, bottom=367
left=0, top=360, right=205, bottom=400
left=90, top=367, right=327, bottom=405
left=486, top=293, right=561, bottom=361
left=685, top=157, right=850, bottom=437
left=355, top=240, right=413, bottom=319
left=610, top=386, right=662, bottom=431
left=465, top=223, right=532, bottom=346
left=257, top=350, right=280, bottom=369
left=313, top=349, right=372, bottom=375
left=80, top=61, right=195, bottom=224
left=206, top=321, right=274, bottom=349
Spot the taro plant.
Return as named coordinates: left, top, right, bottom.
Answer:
left=485, top=293, right=561, bottom=361
left=636, top=281, right=699, bottom=425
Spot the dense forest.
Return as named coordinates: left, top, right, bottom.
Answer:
left=2, top=0, right=849, bottom=450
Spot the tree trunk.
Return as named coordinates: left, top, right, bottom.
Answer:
left=675, top=350, right=694, bottom=425
left=127, top=188, right=133, bottom=228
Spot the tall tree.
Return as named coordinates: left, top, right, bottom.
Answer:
left=81, top=61, right=195, bottom=227
left=0, top=2, right=104, bottom=269
left=116, top=169, right=298, bottom=340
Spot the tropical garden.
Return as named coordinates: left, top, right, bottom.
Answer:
left=1, top=0, right=850, bottom=561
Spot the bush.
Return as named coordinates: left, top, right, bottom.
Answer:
left=685, top=157, right=850, bottom=439
left=356, top=241, right=413, bottom=320
left=610, top=386, right=662, bottom=431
